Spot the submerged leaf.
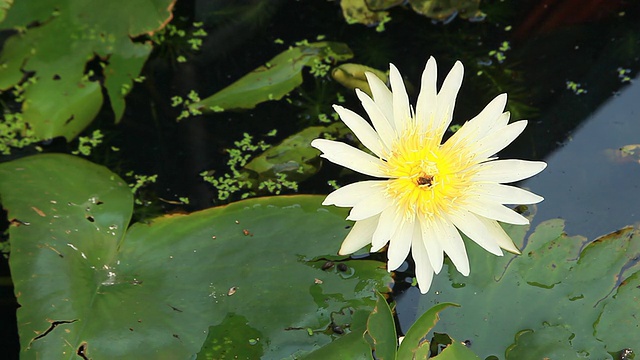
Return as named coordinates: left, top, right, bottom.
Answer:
left=339, top=0, right=392, bottom=26
left=191, top=41, right=353, bottom=112
left=409, top=0, right=483, bottom=21
left=332, top=63, right=388, bottom=97
left=244, top=122, right=351, bottom=184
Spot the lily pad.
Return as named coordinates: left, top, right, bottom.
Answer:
left=244, top=122, right=351, bottom=185
left=190, top=41, right=353, bottom=113
left=331, top=63, right=388, bottom=98
left=338, top=0, right=483, bottom=25
left=303, top=292, right=480, bottom=359
left=365, top=0, right=405, bottom=11
left=0, top=154, right=391, bottom=359
left=339, top=0, right=391, bottom=26
left=409, top=0, right=483, bottom=21
left=417, top=218, right=640, bottom=359
left=0, top=0, right=174, bottom=141
left=432, top=339, right=481, bottom=360
left=397, top=303, right=467, bottom=360
left=366, top=292, right=397, bottom=360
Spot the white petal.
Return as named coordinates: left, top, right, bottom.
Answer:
left=472, top=120, right=527, bottom=160
left=433, top=61, right=464, bottom=141
left=347, top=188, right=391, bottom=221
left=468, top=94, right=508, bottom=135
left=356, top=89, right=396, bottom=149
left=448, top=211, right=502, bottom=256
left=338, top=215, right=379, bottom=255
left=365, top=72, right=394, bottom=127
left=465, top=199, right=530, bottom=225
left=422, top=217, right=470, bottom=276
left=389, top=63, right=411, bottom=132
left=419, top=219, right=444, bottom=274
left=472, top=159, right=547, bottom=183
left=323, top=180, right=388, bottom=207
left=333, top=105, right=385, bottom=158
left=477, top=216, right=521, bottom=254
left=311, top=139, right=387, bottom=177
left=387, top=218, right=414, bottom=271
left=416, top=57, right=437, bottom=130
left=495, top=111, right=511, bottom=129
left=411, top=236, right=435, bottom=294
left=372, top=207, right=398, bottom=252
left=447, top=94, right=508, bottom=148
left=471, top=183, right=544, bottom=205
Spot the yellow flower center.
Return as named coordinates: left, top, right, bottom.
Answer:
left=383, top=122, right=475, bottom=221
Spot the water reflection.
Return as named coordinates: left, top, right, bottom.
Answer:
left=528, top=75, right=640, bottom=239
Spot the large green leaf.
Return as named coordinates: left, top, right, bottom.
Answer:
left=299, top=327, right=373, bottom=360
left=0, top=0, right=174, bottom=141
left=302, top=292, right=481, bottom=359
left=432, top=339, right=481, bottom=360
left=0, top=154, right=391, bottom=359
left=190, top=41, right=353, bottom=112
left=366, top=292, right=397, bottom=360
left=417, top=218, right=640, bottom=359
left=397, top=303, right=459, bottom=360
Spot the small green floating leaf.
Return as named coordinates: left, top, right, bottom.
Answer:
left=191, top=41, right=353, bottom=112
left=0, top=154, right=392, bottom=359
left=244, top=122, right=351, bottom=184
left=331, top=63, right=388, bottom=98
left=604, top=144, right=640, bottom=165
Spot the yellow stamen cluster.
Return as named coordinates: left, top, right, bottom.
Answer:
left=383, top=123, right=474, bottom=221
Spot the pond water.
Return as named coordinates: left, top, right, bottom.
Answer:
left=1, top=0, right=640, bottom=358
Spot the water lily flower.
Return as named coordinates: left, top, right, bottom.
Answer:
left=311, top=57, right=546, bottom=293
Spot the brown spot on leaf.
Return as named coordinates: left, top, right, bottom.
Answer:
left=31, top=207, right=46, bottom=217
